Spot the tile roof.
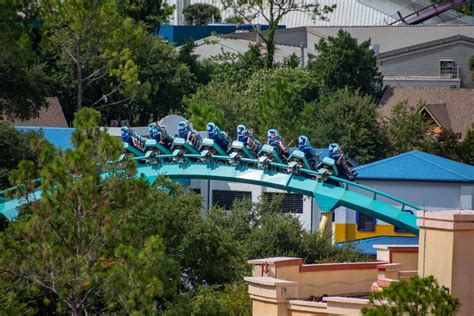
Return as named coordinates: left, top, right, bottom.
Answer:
left=378, top=87, right=474, bottom=137
left=337, top=236, right=418, bottom=255
left=8, top=97, right=68, bottom=128
left=355, top=150, right=474, bottom=183
left=15, top=126, right=75, bottom=150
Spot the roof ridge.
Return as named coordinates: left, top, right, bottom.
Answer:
left=413, top=151, right=471, bottom=181
left=355, top=151, right=414, bottom=171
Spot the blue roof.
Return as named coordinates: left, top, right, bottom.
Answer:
left=355, top=151, right=474, bottom=183
left=15, top=126, right=75, bottom=150
left=337, top=236, right=419, bottom=255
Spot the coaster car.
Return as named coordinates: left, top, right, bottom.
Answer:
left=258, top=144, right=284, bottom=166
left=200, top=138, right=229, bottom=161
left=287, top=149, right=311, bottom=173
left=171, top=137, right=201, bottom=161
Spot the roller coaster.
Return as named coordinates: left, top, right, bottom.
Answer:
left=0, top=124, right=422, bottom=235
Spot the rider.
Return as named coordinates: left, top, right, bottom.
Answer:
left=267, top=129, right=289, bottom=160
left=237, top=124, right=261, bottom=154
left=149, top=122, right=172, bottom=150
left=177, top=120, right=201, bottom=149
left=207, top=122, right=230, bottom=152
left=121, top=126, right=133, bottom=145
left=298, top=135, right=318, bottom=169
left=328, top=143, right=356, bottom=180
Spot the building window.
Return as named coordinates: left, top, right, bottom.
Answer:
left=190, top=188, right=201, bottom=195
left=357, top=213, right=376, bottom=232
left=263, top=193, right=304, bottom=214
left=212, top=190, right=251, bottom=211
left=440, top=60, right=455, bottom=78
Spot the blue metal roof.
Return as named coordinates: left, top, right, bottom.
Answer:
left=337, top=236, right=419, bottom=255
left=355, top=151, right=474, bottom=183
left=15, top=126, right=75, bottom=150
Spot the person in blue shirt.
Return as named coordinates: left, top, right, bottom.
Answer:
left=121, top=126, right=133, bottom=144
left=177, top=120, right=201, bottom=149
left=149, top=122, right=172, bottom=150
left=328, top=143, right=356, bottom=180
left=207, top=122, right=230, bottom=151
left=237, top=124, right=261, bottom=154
left=298, top=135, right=318, bottom=169
left=267, top=129, right=289, bottom=160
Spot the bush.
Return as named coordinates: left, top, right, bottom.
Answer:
left=183, top=3, right=221, bottom=25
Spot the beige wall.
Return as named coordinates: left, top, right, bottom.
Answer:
left=418, top=210, right=474, bottom=316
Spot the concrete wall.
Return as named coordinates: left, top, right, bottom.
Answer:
left=380, top=41, right=474, bottom=88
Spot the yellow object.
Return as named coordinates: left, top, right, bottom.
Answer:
left=334, top=223, right=414, bottom=243
left=319, top=212, right=333, bottom=236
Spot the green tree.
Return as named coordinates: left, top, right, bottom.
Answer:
left=462, top=124, right=474, bottom=165
left=308, top=88, right=383, bottom=164
left=0, top=123, right=43, bottom=190
left=119, top=0, right=174, bottom=32
left=188, top=101, right=224, bottom=131
left=362, top=275, right=459, bottom=316
left=430, top=129, right=463, bottom=162
left=0, top=109, right=176, bottom=314
left=40, top=0, right=147, bottom=112
left=222, top=0, right=334, bottom=68
left=0, top=0, right=49, bottom=119
left=183, top=3, right=221, bottom=25
left=308, top=30, right=383, bottom=97
left=382, top=101, right=433, bottom=156
left=107, top=33, right=196, bottom=124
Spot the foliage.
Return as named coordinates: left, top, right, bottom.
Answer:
left=462, top=124, right=474, bottom=165
left=189, top=66, right=319, bottom=142
left=225, top=15, right=244, bottom=24
left=183, top=3, right=221, bottom=25
left=306, top=88, right=383, bottom=164
left=188, top=283, right=251, bottom=316
left=0, top=0, right=49, bottom=119
left=0, top=123, right=43, bottom=190
left=222, top=0, right=334, bottom=67
left=308, top=30, right=383, bottom=98
left=188, top=101, right=224, bottom=131
left=430, top=129, right=463, bottom=162
left=362, top=275, right=459, bottom=316
left=382, top=101, right=433, bottom=157
left=178, top=41, right=214, bottom=86
left=40, top=0, right=148, bottom=114
left=106, top=33, right=196, bottom=125
left=119, top=0, right=174, bottom=32
left=0, top=109, right=176, bottom=314
left=470, top=55, right=474, bottom=71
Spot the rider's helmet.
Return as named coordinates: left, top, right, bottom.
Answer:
left=328, top=143, right=340, bottom=152
left=148, top=122, right=157, bottom=133
left=298, top=135, right=310, bottom=148
left=121, top=126, right=129, bottom=135
left=267, top=129, right=278, bottom=140
left=178, top=120, right=189, bottom=132
left=237, top=124, right=247, bottom=135
left=207, top=122, right=216, bottom=135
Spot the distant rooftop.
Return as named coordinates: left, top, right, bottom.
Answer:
left=378, top=86, right=474, bottom=138
left=355, top=150, right=474, bottom=183
left=7, top=97, right=68, bottom=128
left=15, top=126, right=74, bottom=150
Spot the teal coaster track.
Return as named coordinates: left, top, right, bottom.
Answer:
left=0, top=138, right=422, bottom=235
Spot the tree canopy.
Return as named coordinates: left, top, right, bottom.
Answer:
left=362, top=275, right=460, bottom=316
left=309, top=30, right=383, bottom=98
left=183, top=3, right=221, bottom=25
